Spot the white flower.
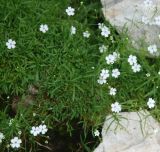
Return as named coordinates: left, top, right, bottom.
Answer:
left=98, top=69, right=109, bottom=85
left=158, top=71, right=160, bottom=75
left=128, top=55, right=137, bottom=65
left=105, top=54, right=116, bottom=64
left=147, top=98, right=156, bottom=109
left=101, top=26, right=110, bottom=37
left=0, top=132, right=4, bottom=143
left=142, top=16, right=149, bottom=24
left=105, top=52, right=119, bottom=65
left=10, top=137, right=22, bottom=149
left=39, top=124, right=48, bottom=135
left=144, top=0, right=153, bottom=8
left=148, top=44, right=157, bottom=54
left=111, top=102, right=122, bottom=113
left=99, top=45, right=107, bottom=53
left=98, top=23, right=105, bottom=30
left=154, top=16, right=160, bottom=26
left=100, top=69, right=109, bottom=79
left=128, top=55, right=141, bottom=73
left=83, top=31, right=90, bottom=38
left=97, top=76, right=107, bottom=85
left=131, top=64, right=141, bottom=73
left=39, top=24, right=48, bottom=33
left=30, top=126, right=41, bottom=136
left=109, top=87, right=117, bottom=96
left=6, top=39, right=16, bottom=49
left=146, top=73, right=151, bottom=77
left=94, top=130, right=100, bottom=137
left=112, top=69, right=120, bottom=78
left=70, top=26, right=76, bottom=35
left=66, top=6, right=75, bottom=16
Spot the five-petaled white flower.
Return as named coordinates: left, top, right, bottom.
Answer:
left=106, top=54, right=116, bottom=64
left=111, top=102, right=122, bottom=113
left=101, top=26, right=110, bottom=37
left=10, top=137, right=22, bottom=149
left=128, top=55, right=137, bottom=66
left=83, top=31, right=90, bottom=38
left=97, top=69, right=109, bottom=85
left=6, top=39, right=16, bottom=49
left=112, top=69, right=120, bottom=78
left=148, top=44, right=157, bottom=54
left=39, top=124, right=48, bottom=135
left=66, top=6, right=75, bottom=16
left=131, top=64, right=141, bottom=73
left=147, top=98, right=156, bottom=109
left=109, top=87, right=117, bottom=96
left=30, top=126, right=41, bottom=136
left=94, top=130, right=100, bottom=137
left=105, top=52, right=119, bottom=64
left=39, top=24, right=48, bottom=33
left=100, top=69, right=110, bottom=79
left=97, top=76, right=107, bottom=85
left=70, top=26, right=76, bottom=35
left=0, top=132, right=4, bottom=143
left=99, top=45, right=107, bottom=53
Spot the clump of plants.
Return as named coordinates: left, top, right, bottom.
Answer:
left=0, top=0, right=160, bottom=151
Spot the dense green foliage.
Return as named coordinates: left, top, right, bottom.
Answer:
left=0, top=0, right=160, bottom=151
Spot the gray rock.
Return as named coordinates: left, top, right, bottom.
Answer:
left=101, top=0, right=160, bottom=48
left=101, top=0, right=123, bottom=8
left=94, top=111, right=160, bottom=152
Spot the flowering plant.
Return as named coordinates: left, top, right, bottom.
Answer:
left=0, top=0, right=160, bottom=151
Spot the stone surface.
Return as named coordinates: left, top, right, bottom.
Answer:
left=101, top=0, right=160, bottom=48
left=94, top=111, right=160, bottom=152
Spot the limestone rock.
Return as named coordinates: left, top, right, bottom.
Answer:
left=101, top=0, right=160, bottom=48
left=94, top=111, right=160, bottom=152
